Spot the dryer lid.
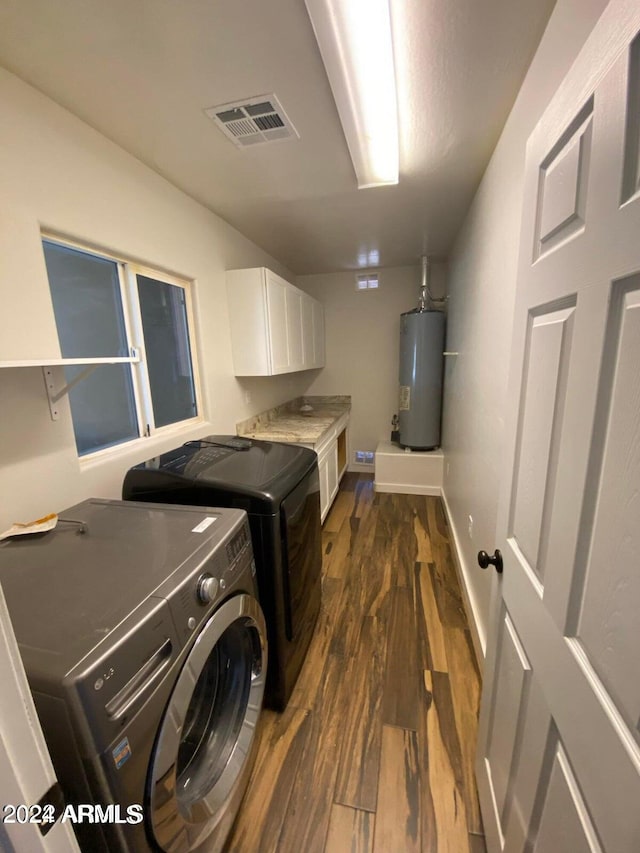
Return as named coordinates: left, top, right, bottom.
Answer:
left=126, top=435, right=317, bottom=506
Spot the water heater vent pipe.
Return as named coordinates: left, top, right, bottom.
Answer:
left=418, top=255, right=430, bottom=312
left=418, top=254, right=447, bottom=310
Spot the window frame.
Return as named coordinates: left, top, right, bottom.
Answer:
left=42, top=233, right=204, bottom=460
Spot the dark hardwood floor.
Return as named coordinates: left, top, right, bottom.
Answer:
left=226, top=473, right=486, bottom=852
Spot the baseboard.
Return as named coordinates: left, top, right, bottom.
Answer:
left=441, top=488, right=486, bottom=671
left=374, top=481, right=442, bottom=496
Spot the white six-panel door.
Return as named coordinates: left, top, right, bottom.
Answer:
left=476, top=2, right=640, bottom=851
left=0, top=585, right=79, bottom=852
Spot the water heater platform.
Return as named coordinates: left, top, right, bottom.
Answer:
left=374, top=441, right=444, bottom=496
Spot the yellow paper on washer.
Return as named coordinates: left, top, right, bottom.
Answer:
left=0, top=513, right=59, bottom=541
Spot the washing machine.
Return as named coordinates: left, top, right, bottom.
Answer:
left=0, top=498, right=267, bottom=853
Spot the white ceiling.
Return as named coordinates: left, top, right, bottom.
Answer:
left=0, top=0, right=556, bottom=275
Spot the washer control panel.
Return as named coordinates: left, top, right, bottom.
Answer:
left=164, top=517, right=255, bottom=643
left=226, top=523, right=250, bottom=566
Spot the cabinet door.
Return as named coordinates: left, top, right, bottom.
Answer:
left=318, top=451, right=330, bottom=522
left=265, top=272, right=289, bottom=373
left=227, top=267, right=271, bottom=375
left=301, top=294, right=315, bottom=368
left=285, top=286, right=304, bottom=371
left=327, top=441, right=339, bottom=504
left=312, top=300, right=325, bottom=368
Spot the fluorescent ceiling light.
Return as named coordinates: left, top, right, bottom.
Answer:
left=305, top=0, right=399, bottom=188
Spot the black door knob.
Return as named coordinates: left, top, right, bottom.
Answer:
left=477, top=549, right=503, bottom=574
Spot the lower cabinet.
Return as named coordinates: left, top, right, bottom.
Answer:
left=318, top=441, right=339, bottom=523
left=316, top=416, right=349, bottom=523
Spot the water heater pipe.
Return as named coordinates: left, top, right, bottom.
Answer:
left=418, top=254, right=447, bottom=310
left=418, top=255, right=431, bottom=312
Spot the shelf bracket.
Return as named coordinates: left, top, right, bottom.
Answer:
left=42, top=365, right=99, bottom=421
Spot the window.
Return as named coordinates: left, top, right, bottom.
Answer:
left=355, top=272, right=379, bottom=290
left=42, top=238, right=200, bottom=457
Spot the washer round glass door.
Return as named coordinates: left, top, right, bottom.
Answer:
left=148, top=593, right=266, bottom=852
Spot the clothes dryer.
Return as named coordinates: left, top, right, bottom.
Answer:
left=0, top=499, right=266, bottom=853
left=123, top=436, right=322, bottom=710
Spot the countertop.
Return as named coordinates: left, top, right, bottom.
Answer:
left=236, top=396, right=351, bottom=446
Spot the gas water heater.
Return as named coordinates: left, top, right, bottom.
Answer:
left=398, top=257, right=446, bottom=450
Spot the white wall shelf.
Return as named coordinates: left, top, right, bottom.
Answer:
left=39, top=354, right=141, bottom=421
left=0, top=356, right=139, bottom=368
left=0, top=354, right=141, bottom=421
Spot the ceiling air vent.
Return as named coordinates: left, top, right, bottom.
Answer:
left=205, top=94, right=299, bottom=148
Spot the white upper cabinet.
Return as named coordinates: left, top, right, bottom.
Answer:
left=227, top=267, right=325, bottom=376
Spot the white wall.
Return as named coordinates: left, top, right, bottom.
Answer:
left=441, top=0, right=609, bottom=657
left=298, top=264, right=446, bottom=469
left=0, top=69, right=316, bottom=531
